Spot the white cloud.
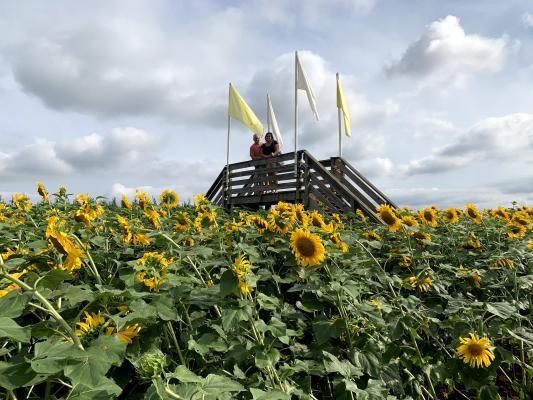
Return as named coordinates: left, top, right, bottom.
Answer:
left=522, top=12, right=533, bottom=27
left=388, top=186, right=533, bottom=209
left=254, top=0, right=376, bottom=25
left=386, top=15, right=508, bottom=87
left=0, top=128, right=161, bottom=178
left=402, top=113, right=533, bottom=175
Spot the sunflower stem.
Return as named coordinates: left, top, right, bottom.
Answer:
left=0, top=263, right=84, bottom=351
left=70, top=234, right=102, bottom=286
left=166, top=321, right=186, bottom=366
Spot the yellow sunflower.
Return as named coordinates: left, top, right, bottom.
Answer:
left=136, top=190, right=151, bottom=211
left=194, top=210, right=217, bottom=235
left=268, top=209, right=295, bottom=235
left=506, top=222, right=526, bottom=239
left=442, top=208, right=460, bottom=224
left=528, top=239, right=533, bottom=252
left=76, top=311, right=106, bottom=337
left=36, top=182, right=49, bottom=202
left=363, top=231, right=382, bottom=241
left=490, top=207, right=510, bottom=221
left=464, top=232, right=481, bottom=249
left=329, top=232, right=348, bottom=252
left=249, top=216, right=269, bottom=234
left=159, top=189, right=179, bottom=209
left=12, top=193, right=31, bottom=212
left=399, top=256, right=411, bottom=267
left=290, top=229, right=326, bottom=267
left=174, top=212, right=190, bottom=232
left=356, top=209, right=367, bottom=223
left=376, top=204, right=401, bottom=232
left=224, top=219, right=244, bottom=234
left=417, top=277, right=433, bottom=292
left=401, top=216, right=419, bottom=228
left=234, top=255, right=254, bottom=294
left=294, top=204, right=309, bottom=227
left=489, top=258, right=515, bottom=269
left=457, top=333, right=495, bottom=368
left=309, top=210, right=326, bottom=229
left=136, top=252, right=173, bottom=291
left=413, top=231, right=431, bottom=241
left=0, top=270, right=27, bottom=298
left=465, top=204, right=482, bottom=224
left=116, top=324, right=142, bottom=345
left=121, top=195, right=133, bottom=211
left=182, top=237, right=195, bottom=247
left=511, top=211, right=531, bottom=226
left=419, top=207, right=438, bottom=228
left=144, top=209, right=161, bottom=229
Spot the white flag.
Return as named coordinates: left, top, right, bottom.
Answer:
left=296, top=52, right=319, bottom=121
left=267, top=95, right=283, bottom=149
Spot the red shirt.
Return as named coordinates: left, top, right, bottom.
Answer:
left=250, top=143, right=262, bottom=159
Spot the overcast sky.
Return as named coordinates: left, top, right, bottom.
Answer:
left=1, top=0, right=532, bottom=208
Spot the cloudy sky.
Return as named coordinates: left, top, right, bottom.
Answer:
left=1, top=0, right=532, bottom=208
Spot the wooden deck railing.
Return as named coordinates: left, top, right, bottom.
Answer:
left=205, top=150, right=394, bottom=220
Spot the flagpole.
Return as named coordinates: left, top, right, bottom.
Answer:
left=267, top=94, right=271, bottom=132
left=337, top=73, right=342, bottom=158
left=294, top=51, right=298, bottom=201
left=226, top=83, right=231, bottom=207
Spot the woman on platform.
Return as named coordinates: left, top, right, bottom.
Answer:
left=261, top=132, right=281, bottom=192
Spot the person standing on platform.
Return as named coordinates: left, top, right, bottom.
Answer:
left=249, top=134, right=264, bottom=160
left=261, top=132, right=281, bottom=192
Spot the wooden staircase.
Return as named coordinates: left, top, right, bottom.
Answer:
left=206, top=150, right=396, bottom=221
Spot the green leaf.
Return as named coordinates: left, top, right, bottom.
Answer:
left=152, top=294, right=178, bottom=321
left=249, top=388, right=291, bottom=400
left=0, top=317, right=31, bottom=343
left=220, top=269, right=238, bottom=297
left=0, top=290, right=30, bottom=318
left=485, top=302, right=517, bottom=320
left=63, top=284, right=95, bottom=305
left=38, top=268, right=73, bottom=289
left=479, top=385, right=501, bottom=400
left=32, top=339, right=82, bottom=374
left=202, top=374, right=244, bottom=395
left=323, top=351, right=362, bottom=378
left=167, top=365, right=204, bottom=383
left=63, top=338, right=124, bottom=388
left=255, top=348, right=281, bottom=369
left=0, top=361, right=49, bottom=390
left=506, top=327, right=533, bottom=346
left=68, top=376, right=122, bottom=399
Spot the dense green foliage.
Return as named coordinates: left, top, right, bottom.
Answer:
left=0, top=189, right=531, bottom=399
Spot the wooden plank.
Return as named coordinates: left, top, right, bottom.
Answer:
left=228, top=152, right=296, bottom=171
left=338, top=158, right=397, bottom=208
left=308, top=174, right=349, bottom=210
left=230, top=171, right=297, bottom=187
left=308, top=185, right=340, bottom=212
left=230, top=191, right=301, bottom=205
left=229, top=163, right=295, bottom=179
left=338, top=164, right=385, bottom=206
left=206, top=168, right=224, bottom=199
left=229, top=181, right=296, bottom=195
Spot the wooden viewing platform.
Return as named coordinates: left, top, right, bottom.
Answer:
left=206, top=150, right=396, bottom=222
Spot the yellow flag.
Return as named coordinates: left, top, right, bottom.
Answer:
left=228, top=84, right=264, bottom=135
left=336, top=74, right=351, bottom=137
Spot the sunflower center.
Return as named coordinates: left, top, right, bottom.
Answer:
left=467, top=343, right=483, bottom=356
left=296, top=237, right=317, bottom=257
left=381, top=211, right=396, bottom=225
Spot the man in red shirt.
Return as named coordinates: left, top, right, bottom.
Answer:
left=249, top=134, right=265, bottom=194
left=249, top=134, right=263, bottom=160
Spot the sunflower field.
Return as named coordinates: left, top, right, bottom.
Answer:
left=0, top=184, right=532, bottom=400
